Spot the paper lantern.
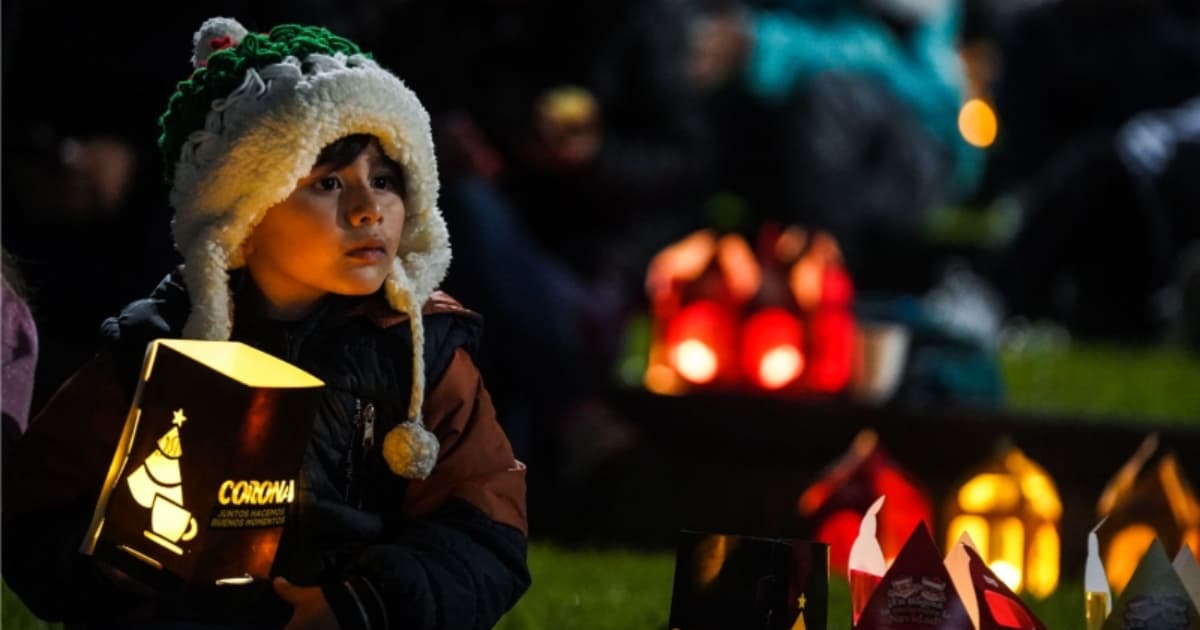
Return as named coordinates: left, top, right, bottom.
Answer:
left=668, top=531, right=829, bottom=630
left=644, top=230, right=761, bottom=395
left=943, top=442, right=1062, bottom=597
left=945, top=533, right=1048, bottom=630
left=855, top=523, right=972, bottom=628
left=643, top=225, right=857, bottom=397
left=799, top=429, right=933, bottom=577
left=83, top=339, right=323, bottom=586
left=741, top=307, right=805, bottom=391
left=1099, top=539, right=1200, bottom=630
left=1096, top=434, right=1200, bottom=594
left=805, top=309, right=855, bottom=394
left=666, top=300, right=740, bottom=386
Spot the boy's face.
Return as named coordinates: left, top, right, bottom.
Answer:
left=243, top=141, right=406, bottom=317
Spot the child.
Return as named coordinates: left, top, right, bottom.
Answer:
left=2, top=17, right=530, bottom=628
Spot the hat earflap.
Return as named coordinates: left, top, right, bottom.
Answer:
left=181, top=238, right=235, bottom=340
left=381, top=260, right=439, bottom=479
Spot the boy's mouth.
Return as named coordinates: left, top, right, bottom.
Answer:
left=345, top=238, right=389, bottom=262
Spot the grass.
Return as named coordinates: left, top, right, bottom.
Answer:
left=1001, top=342, right=1200, bottom=424
left=495, top=545, right=1090, bottom=630
left=2, top=548, right=1086, bottom=630
left=4, top=342, right=1196, bottom=628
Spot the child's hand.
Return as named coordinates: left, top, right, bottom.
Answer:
left=274, top=577, right=341, bottom=630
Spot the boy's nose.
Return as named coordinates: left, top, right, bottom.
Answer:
left=345, top=187, right=383, bottom=226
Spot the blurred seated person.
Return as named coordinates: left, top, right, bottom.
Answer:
left=981, top=0, right=1200, bottom=341
left=688, top=0, right=984, bottom=291
left=367, top=0, right=712, bottom=483
left=988, top=96, right=1200, bottom=342
left=2, top=252, right=39, bottom=458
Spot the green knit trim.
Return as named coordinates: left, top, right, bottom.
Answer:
left=158, top=24, right=369, bottom=182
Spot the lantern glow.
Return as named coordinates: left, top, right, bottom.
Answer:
left=959, top=474, right=1020, bottom=512
left=82, top=339, right=322, bottom=585
left=717, top=234, right=762, bottom=304
left=944, top=445, right=1061, bottom=598
left=646, top=230, right=717, bottom=310
left=805, top=311, right=855, bottom=393
left=958, top=98, right=998, bottom=148
left=759, top=346, right=803, bottom=390
left=741, top=308, right=804, bottom=390
left=673, top=340, right=720, bottom=384
left=800, top=430, right=933, bottom=576
left=1096, top=436, right=1200, bottom=593
left=665, top=300, right=737, bottom=385
left=643, top=225, right=857, bottom=397
left=990, top=561, right=1022, bottom=594
left=789, top=256, right=823, bottom=311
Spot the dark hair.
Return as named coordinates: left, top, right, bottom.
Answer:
left=315, top=134, right=407, bottom=198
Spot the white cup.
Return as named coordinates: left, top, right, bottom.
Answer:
left=852, top=322, right=911, bottom=403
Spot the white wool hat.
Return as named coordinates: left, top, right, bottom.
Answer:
left=160, top=17, right=450, bottom=479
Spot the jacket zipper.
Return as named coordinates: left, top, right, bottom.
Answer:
left=346, top=398, right=376, bottom=507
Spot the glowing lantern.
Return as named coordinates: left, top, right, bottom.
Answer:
left=742, top=307, right=805, bottom=390
left=1096, top=434, right=1200, bottom=594
left=959, top=98, right=998, bottom=148
left=643, top=225, right=857, bottom=397
left=798, top=429, right=933, bottom=576
left=805, top=310, right=855, bottom=394
left=668, top=531, right=829, bottom=630
left=943, top=442, right=1062, bottom=598
left=82, top=339, right=323, bottom=586
left=644, top=230, right=759, bottom=395
left=666, top=300, right=739, bottom=385
left=791, top=233, right=855, bottom=394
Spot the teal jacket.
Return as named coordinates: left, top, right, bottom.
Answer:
left=744, top=0, right=983, bottom=199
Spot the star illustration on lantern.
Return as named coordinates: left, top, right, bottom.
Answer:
left=172, top=409, right=187, bottom=426
left=791, top=592, right=808, bottom=630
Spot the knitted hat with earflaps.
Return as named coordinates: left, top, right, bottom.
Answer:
left=159, top=17, right=450, bottom=479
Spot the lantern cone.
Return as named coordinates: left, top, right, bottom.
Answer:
left=855, top=523, right=971, bottom=629
left=946, top=534, right=1047, bottom=630
left=1101, top=539, right=1200, bottom=630
left=1175, top=545, right=1200, bottom=613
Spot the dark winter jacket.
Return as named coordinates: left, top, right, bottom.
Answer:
left=2, top=270, right=530, bottom=628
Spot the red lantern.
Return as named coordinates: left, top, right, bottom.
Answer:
left=643, top=225, right=859, bottom=397
left=806, top=309, right=855, bottom=394
left=665, top=300, right=739, bottom=386
left=820, top=265, right=853, bottom=307
left=798, top=429, right=934, bottom=576
left=741, top=307, right=805, bottom=391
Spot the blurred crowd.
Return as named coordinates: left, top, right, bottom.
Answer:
left=3, top=0, right=1198, bottom=495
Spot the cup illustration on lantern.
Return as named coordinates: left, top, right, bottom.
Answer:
left=125, top=409, right=197, bottom=555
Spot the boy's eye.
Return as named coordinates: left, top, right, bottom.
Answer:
left=371, top=175, right=399, bottom=191
left=314, top=176, right=342, bottom=191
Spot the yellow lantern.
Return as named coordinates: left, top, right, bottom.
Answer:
left=1096, top=434, right=1200, bottom=594
left=83, top=339, right=323, bottom=586
left=943, top=441, right=1061, bottom=598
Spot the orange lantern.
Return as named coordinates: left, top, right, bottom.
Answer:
left=1096, top=434, right=1200, bottom=594
left=798, top=429, right=933, bottom=576
left=943, top=441, right=1062, bottom=598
